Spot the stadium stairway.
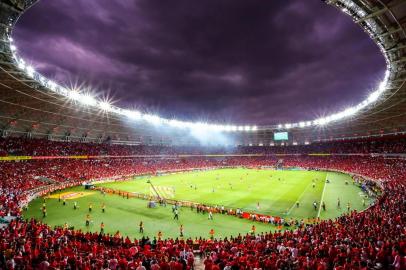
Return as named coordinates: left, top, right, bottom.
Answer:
left=194, top=255, right=205, bottom=270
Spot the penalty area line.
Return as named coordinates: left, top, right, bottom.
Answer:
left=286, top=181, right=313, bottom=215
left=317, top=173, right=328, bottom=218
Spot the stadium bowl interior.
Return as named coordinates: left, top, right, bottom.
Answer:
left=0, top=0, right=405, bottom=269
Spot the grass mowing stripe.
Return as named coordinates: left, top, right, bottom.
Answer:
left=286, top=181, right=313, bottom=215
left=317, top=172, right=328, bottom=218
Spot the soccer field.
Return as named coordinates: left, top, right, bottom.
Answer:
left=24, top=168, right=372, bottom=239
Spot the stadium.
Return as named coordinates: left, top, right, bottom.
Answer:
left=0, top=0, right=405, bottom=269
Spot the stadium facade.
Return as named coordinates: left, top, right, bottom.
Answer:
left=0, top=0, right=405, bottom=146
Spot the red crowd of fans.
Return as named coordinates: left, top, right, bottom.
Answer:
left=0, top=138, right=404, bottom=269
left=0, top=136, right=405, bottom=157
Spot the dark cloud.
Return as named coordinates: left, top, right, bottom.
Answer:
left=13, top=0, right=385, bottom=124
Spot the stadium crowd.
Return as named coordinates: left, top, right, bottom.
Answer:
left=0, top=136, right=405, bottom=157
left=0, top=138, right=404, bottom=269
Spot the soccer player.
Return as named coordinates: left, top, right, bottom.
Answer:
left=42, top=207, right=46, bottom=218
left=102, top=203, right=105, bottom=213
left=174, top=208, right=179, bottom=220
left=85, top=214, right=90, bottom=227
left=322, top=201, right=326, bottom=211
left=251, top=225, right=256, bottom=235
left=139, top=221, right=144, bottom=233
left=100, top=222, right=105, bottom=234
left=157, top=231, right=162, bottom=240
left=337, top=198, right=341, bottom=208
left=180, top=224, right=184, bottom=237
left=313, top=201, right=317, bottom=211
left=296, top=201, right=300, bottom=208
left=63, top=199, right=66, bottom=206
left=209, top=228, right=215, bottom=240
left=347, top=202, right=351, bottom=212
left=73, top=201, right=77, bottom=210
left=208, top=211, right=213, bottom=220
left=88, top=203, right=92, bottom=212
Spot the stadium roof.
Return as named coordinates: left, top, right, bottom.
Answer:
left=0, top=0, right=405, bottom=146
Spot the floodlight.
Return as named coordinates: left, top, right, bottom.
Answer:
left=81, top=94, right=97, bottom=106
left=317, top=118, right=327, bottom=125
left=68, top=90, right=81, bottom=101
left=277, top=124, right=282, bottom=129
left=224, top=125, right=232, bottom=132
left=252, top=126, right=258, bottom=131
left=17, top=60, right=25, bottom=70
left=39, top=76, right=46, bottom=85
left=244, top=126, right=251, bottom=131
left=26, top=66, right=35, bottom=77
left=47, top=81, right=57, bottom=91
left=10, top=45, right=16, bottom=51
left=238, top=126, right=244, bottom=131
left=299, top=122, right=305, bottom=127
left=285, top=123, right=292, bottom=129
left=124, top=110, right=142, bottom=120
left=231, top=126, right=237, bottom=131
left=99, top=101, right=112, bottom=111
left=143, top=114, right=161, bottom=125
left=168, top=119, right=184, bottom=127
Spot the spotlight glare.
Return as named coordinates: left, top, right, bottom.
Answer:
left=18, top=61, right=25, bottom=70
left=81, top=94, right=97, bottom=106
left=124, top=110, right=142, bottom=120
left=26, top=66, right=35, bottom=77
left=68, top=90, right=81, bottom=101
left=143, top=114, right=161, bottom=125
left=47, top=81, right=57, bottom=91
left=99, top=101, right=112, bottom=111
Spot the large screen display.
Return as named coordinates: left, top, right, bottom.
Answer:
left=274, top=132, right=288, bottom=141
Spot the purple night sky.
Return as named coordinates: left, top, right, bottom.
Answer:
left=13, top=0, right=386, bottom=125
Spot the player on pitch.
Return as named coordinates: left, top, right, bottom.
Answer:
left=139, top=221, right=144, bottom=233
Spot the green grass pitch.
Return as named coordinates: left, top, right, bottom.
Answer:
left=24, top=168, right=372, bottom=239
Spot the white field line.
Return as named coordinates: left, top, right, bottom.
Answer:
left=317, top=173, right=329, bottom=218
left=286, top=181, right=313, bottom=215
